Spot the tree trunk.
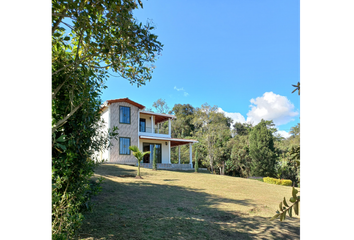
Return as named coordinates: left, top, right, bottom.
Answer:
left=137, top=161, right=141, bottom=177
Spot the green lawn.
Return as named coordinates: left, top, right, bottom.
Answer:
left=77, top=164, right=300, bottom=240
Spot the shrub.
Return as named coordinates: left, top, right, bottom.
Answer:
left=263, top=177, right=292, bottom=186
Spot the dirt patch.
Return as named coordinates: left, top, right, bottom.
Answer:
left=117, top=174, right=136, bottom=178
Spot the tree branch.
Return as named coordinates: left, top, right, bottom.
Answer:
left=52, top=53, right=97, bottom=76
left=52, top=15, right=65, bottom=35
left=52, top=101, right=84, bottom=134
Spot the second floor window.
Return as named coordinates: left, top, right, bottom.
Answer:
left=139, top=118, right=146, bottom=132
left=120, top=106, right=130, bottom=124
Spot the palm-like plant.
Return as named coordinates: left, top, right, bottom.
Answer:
left=129, top=145, right=150, bottom=178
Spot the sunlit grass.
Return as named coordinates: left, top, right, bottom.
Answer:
left=77, top=164, right=299, bottom=240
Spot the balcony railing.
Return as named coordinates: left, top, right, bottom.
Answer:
left=139, top=126, right=169, bottom=135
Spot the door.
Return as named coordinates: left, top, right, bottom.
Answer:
left=139, top=118, right=146, bottom=132
left=142, top=143, right=162, bottom=163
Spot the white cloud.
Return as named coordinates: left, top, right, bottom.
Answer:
left=174, top=86, right=189, bottom=97
left=218, top=108, right=246, bottom=128
left=275, top=130, right=291, bottom=139
left=217, top=92, right=298, bottom=129
left=174, top=86, right=184, bottom=91
left=246, top=92, right=298, bottom=126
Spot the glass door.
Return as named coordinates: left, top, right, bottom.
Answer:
left=139, top=118, right=146, bottom=132
left=143, top=143, right=162, bottom=163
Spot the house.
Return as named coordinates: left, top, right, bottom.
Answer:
left=98, top=98, right=198, bottom=169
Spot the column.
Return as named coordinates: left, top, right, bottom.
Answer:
left=168, top=118, right=171, bottom=136
left=151, top=115, right=154, bottom=133
left=178, top=145, right=181, bottom=164
left=189, top=143, right=193, bottom=168
left=168, top=141, right=171, bottom=164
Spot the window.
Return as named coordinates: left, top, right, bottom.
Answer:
left=139, top=118, right=146, bottom=132
left=119, top=137, right=131, bottom=155
left=120, top=106, right=130, bottom=124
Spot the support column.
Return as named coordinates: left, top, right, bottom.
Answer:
left=168, top=141, right=171, bottom=164
left=151, top=115, right=154, bottom=133
left=178, top=146, right=181, bottom=164
left=168, top=119, right=171, bottom=136
left=189, top=143, right=193, bottom=168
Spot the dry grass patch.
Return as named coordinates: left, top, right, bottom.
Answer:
left=77, top=164, right=299, bottom=240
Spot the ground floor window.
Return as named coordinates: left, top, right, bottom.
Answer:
left=143, top=143, right=162, bottom=163
left=119, top=137, right=131, bottom=155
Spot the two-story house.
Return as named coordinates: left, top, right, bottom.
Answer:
left=99, top=98, right=198, bottom=169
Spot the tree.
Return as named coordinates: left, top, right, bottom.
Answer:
left=289, top=123, right=300, bottom=137
left=249, top=119, right=277, bottom=177
left=52, top=0, right=163, bottom=237
left=170, top=103, right=195, bottom=138
left=52, top=76, right=119, bottom=238
left=129, top=145, right=150, bottom=178
left=225, top=135, right=252, bottom=177
left=152, top=144, right=157, bottom=171
left=233, top=122, right=252, bottom=136
left=152, top=98, right=170, bottom=114
left=52, top=0, right=163, bottom=132
left=192, top=103, right=231, bottom=174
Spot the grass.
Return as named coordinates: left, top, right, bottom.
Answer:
left=77, top=164, right=300, bottom=240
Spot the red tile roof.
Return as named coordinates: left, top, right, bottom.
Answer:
left=103, top=98, right=145, bottom=109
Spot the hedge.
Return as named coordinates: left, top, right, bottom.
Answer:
left=263, top=177, right=292, bottom=186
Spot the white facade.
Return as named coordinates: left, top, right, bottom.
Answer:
left=97, top=98, right=197, bottom=168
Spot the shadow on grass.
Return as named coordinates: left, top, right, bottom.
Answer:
left=78, top=165, right=299, bottom=240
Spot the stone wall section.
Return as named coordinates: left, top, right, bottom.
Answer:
left=109, top=102, right=139, bottom=164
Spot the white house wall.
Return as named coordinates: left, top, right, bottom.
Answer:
left=100, top=107, right=110, bottom=161
left=139, top=139, right=170, bottom=164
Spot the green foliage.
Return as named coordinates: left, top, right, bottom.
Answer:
left=170, top=103, right=195, bottom=138
left=52, top=76, right=119, bottom=238
left=270, top=187, right=300, bottom=221
left=129, top=145, right=150, bottom=177
left=249, top=119, right=277, bottom=177
left=192, top=103, right=231, bottom=174
left=271, top=84, right=301, bottom=222
left=225, top=135, right=252, bottom=177
left=52, top=0, right=162, bottom=237
left=152, top=144, right=157, bottom=170
left=263, top=177, right=292, bottom=186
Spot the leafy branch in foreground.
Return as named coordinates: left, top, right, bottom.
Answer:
left=270, top=187, right=300, bottom=221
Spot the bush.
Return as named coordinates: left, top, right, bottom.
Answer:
left=263, top=177, right=292, bottom=186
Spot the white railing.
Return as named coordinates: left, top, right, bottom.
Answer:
left=140, top=126, right=169, bottom=135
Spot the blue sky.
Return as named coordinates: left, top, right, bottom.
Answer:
left=56, top=0, right=301, bottom=137
left=101, top=0, right=300, bottom=137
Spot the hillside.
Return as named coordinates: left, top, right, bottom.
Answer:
left=78, top=164, right=300, bottom=240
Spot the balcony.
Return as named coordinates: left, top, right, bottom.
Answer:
left=139, top=126, right=170, bottom=138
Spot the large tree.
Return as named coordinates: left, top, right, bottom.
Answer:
left=52, top=0, right=163, bottom=238
left=225, top=135, right=252, bottom=177
left=170, top=103, right=195, bottom=138
left=52, top=0, right=162, bottom=132
left=249, top=119, right=277, bottom=177
left=192, top=104, right=231, bottom=173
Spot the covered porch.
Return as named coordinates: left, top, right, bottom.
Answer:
left=138, top=136, right=198, bottom=169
